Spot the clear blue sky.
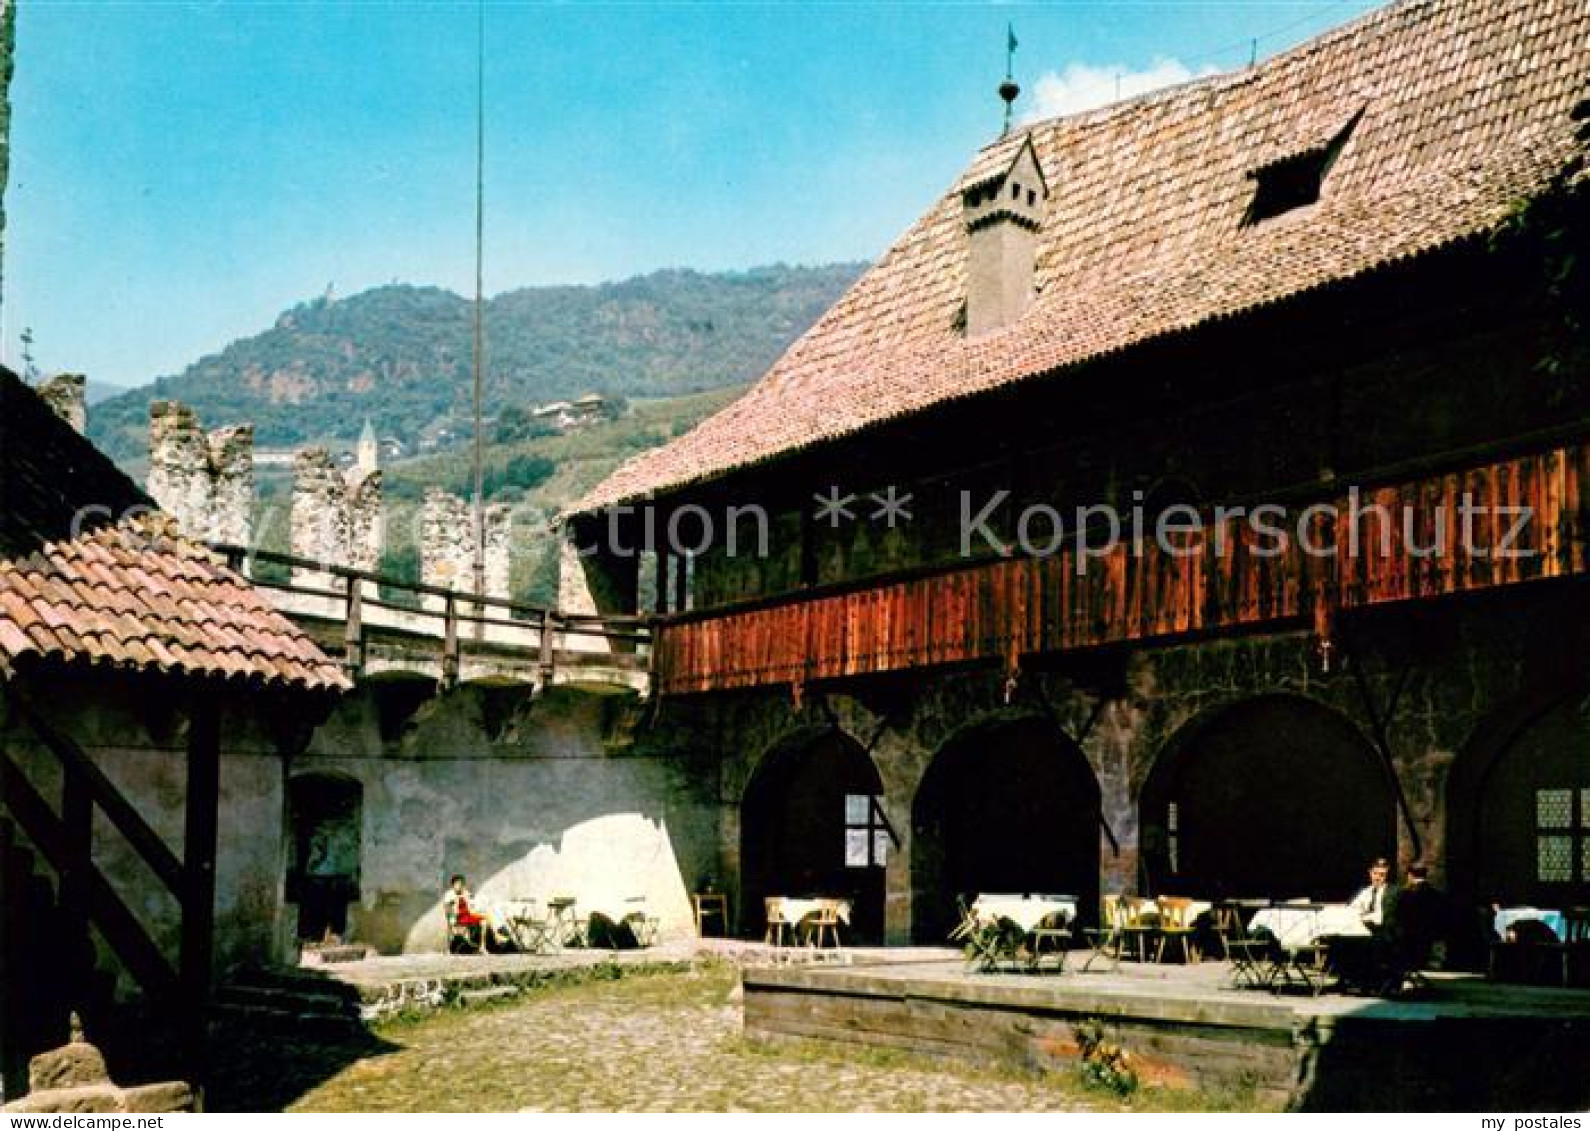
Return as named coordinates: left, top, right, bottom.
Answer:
left=2, top=0, right=1380, bottom=390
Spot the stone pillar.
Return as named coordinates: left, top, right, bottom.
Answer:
left=206, top=425, right=254, bottom=547
left=421, top=489, right=511, bottom=603
left=346, top=469, right=384, bottom=574
left=483, top=504, right=512, bottom=600
left=146, top=401, right=254, bottom=545
left=290, top=449, right=346, bottom=592
left=35, top=373, right=85, bottom=433
left=289, top=449, right=384, bottom=603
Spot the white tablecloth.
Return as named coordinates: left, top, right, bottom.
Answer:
left=772, top=897, right=852, bottom=925
left=1494, top=907, right=1566, bottom=942
left=1250, top=904, right=1370, bottom=947
left=973, top=895, right=1077, bottom=933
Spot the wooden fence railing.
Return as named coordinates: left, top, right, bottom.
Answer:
left=209, top=545, right=651, bottom=684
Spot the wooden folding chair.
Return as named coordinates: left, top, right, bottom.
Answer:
left=1120, top=895, right=1158, bottom=962
left=1028, top=911, right=1072, bottom=974
left=1210, top=901, right=1245, bottom=960
left=806, top=898, right=844, bottom=949
left=764, top=897, right=791, bottom=947
left=1082, top=894, right=1125, bottom=972
left=506, top=900, right=555, bottom=953
left=625, top=897, right=660, bottom=948
left=1155, top=896, right=1200, bottom=964
left=952, top=897, right=1002, bottom=972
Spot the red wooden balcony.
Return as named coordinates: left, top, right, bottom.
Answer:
left=654, top=444, right=1590, bottom=695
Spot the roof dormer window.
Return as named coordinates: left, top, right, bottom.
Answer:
left=1242, top=108, right=1364, bottom=227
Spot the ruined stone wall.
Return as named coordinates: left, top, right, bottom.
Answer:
left=145, top=401, right=253, bottom=546
left=289, top=449, right=383, bottom=594
left=35, top=373, right=85, bottom=434
left=420, top=489, right=510, bottom=602
left=295, top=685, right=716, bottom=953
left=637, top=580, right=1583, bottom=944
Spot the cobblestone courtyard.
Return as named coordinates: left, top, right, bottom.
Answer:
left=210, top=964, right=1255, bottom=1112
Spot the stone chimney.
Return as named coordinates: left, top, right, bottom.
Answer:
left=963, top=134, right=1048, bottom=337
left=146, top=401, right=254, bottom=545
left=36, top=373, right=86, bottom=433
left=421, top=489, right=512, bottom=606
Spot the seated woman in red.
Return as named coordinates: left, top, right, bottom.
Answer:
left=444, top=873, right=491, bottom=951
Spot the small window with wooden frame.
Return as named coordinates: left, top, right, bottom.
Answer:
left=844, top=793, right=895, bottom=868
left=1536, top=786, right=1590, bottom=885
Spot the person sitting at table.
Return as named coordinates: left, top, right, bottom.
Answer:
left=1348, top=857, right=1400, bottom=934
left=444, top=873, right=500, bottom=953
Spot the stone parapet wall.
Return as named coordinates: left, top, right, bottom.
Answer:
left=289, top=448, right=383, bottom=593
left=146, top=401, right=253, bottom=546
left=420, top=488, right=511, bottom=603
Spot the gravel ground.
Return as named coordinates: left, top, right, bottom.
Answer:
left=253, top=964, right=1112, bottom=1113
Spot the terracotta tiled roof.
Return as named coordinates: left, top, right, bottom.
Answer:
left=0, top=514, right=350, bottom=691
left=576, top=0, right=1590, bottom=513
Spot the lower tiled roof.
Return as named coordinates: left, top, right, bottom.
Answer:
left=0, top=514, right=349, bottom=692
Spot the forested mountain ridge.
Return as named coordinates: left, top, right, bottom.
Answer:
left=87, top=263, right=864, bottom=462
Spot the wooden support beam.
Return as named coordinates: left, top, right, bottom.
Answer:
left=654, top=545, right=670, bottom=615
left=0, top=751, right=178, bottom=1000
left=8, top=694, right=184, bottom=896
left=179, top=699, right=221, bottom=1106
left=538, top=608, right=556, bottom=685
left=59, top=761, right=93, bottom=996
left=343, top=575, right=365, bottom=678
left=0, top=817, right=15, bottom=1098
left=442, top=593, right=460, bottom=688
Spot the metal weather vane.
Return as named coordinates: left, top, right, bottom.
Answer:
left=1000, top=24, right=1021, bottom=136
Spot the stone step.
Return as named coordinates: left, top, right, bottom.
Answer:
left=222, top=965, right=363, bottom=1004
left=300, top=943, right=373, bottom=965
left=212, top=984, right=361, bottom=1019
left=210, top=1003, right=366, bottom=1039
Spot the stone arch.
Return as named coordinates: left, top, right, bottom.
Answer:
left=1448, top=688, right=1590, bottom=909
left=286, top=772, right=364, bottom=942
left=1139, top=693, right=1393, bottom=901
left=739, top=727, right=888, bottom=943
left=910, top=713, right=1101, bottom=944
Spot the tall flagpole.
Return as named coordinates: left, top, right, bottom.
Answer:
left=471, top=0, right=487, bottom=621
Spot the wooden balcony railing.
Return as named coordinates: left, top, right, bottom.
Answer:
left=654, top=444, right=1590, bottom=695
left=209, top=545, right=651, bottom=686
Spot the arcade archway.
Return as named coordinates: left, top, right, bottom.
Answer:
left=740, top=730, right=888, bottom=944
left=1459, top=696, right=1590, bottom=908
left=911, top=717, right=1100, bottom=944
left=1140, top=695, right=1394, bottom=901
